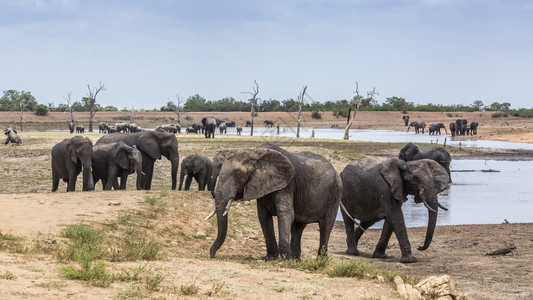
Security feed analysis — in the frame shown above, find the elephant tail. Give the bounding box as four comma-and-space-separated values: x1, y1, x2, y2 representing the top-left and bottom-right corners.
339, 202, 365, 232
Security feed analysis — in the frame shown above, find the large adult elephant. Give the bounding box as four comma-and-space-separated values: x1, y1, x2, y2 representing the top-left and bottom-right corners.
115, 123, 128, 133
68, 122, 75, 134
202, 117, 216, 138
402, 115, 410, 126
341, 158, 450, 263
428, 123, 448, 135
455, 119, 468, 136
207, 143, 342, 260
51, 136, 95, 192
96, 131, 179, 190
76, 125, 85, 133
399, 142, 452, 179
179, 154, 214, 191
407, 121, 426, 134
91, 142, 143, 190
470, 122, 479, 135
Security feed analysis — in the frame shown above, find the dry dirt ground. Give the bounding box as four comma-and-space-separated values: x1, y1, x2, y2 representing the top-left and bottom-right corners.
1, 112, 532, 299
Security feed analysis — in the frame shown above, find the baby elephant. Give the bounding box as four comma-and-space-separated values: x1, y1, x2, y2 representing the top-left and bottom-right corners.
91, 142, 143, 190
4, 127, 22, 144
179, 154, 213, 191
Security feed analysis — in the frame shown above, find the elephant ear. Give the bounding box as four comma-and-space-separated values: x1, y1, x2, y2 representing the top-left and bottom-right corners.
192, 156, 203, 174
422, 159, 451, 192
242, 149, 295, 201
380, 158, 407, 203
138, 132, 161, 160
113, 144, 131, 170
66, 139, 78, 163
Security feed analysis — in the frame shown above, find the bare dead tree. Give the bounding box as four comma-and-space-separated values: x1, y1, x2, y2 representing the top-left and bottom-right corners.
296, 85, 307, 138
344, 82, 379, 140
86, 82, 105, 132
174, 93, 183, 124
64, 91, 75, 123
241, 80, 260, 136
18, 98, 26, 132
130, 106, 136, 122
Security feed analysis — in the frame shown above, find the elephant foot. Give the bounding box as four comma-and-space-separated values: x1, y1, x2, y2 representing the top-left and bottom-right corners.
372, 250, 388, 259
346, 248, 360, 256
399, 253, 418, 263
262, 253, 279, 261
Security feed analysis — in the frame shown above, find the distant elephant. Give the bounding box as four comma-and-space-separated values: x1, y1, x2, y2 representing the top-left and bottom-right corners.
96, 130, 179, 190
202, 117, 216, 138
179, 154, 213, 191
428, 123, 448, 135
98, 122, 108, 134
207, 143, 342, 260
219, 122, 227, 134
51, 136, 95, 192
107, 126, 117, 133
245, 120, 252, 127
128, 123, 139, 133
91, 142, 143, 190
76, 125, 85, 133
68, 122, 75, 134
185, 127, 196, 134
399, 142, 452, 179
455, 119, 468, 136
4, 127, 22, 144
407, 121, 426, 134
226, 121, 235, 127
236, 127, 242, 135
470, 122, 479, 135
192, 123, 202, 134
449, 123, 457, 137
340, 158, 450, 263
115, 123, 128, 133
263, 120, 274, 127
402, 115, 410, 126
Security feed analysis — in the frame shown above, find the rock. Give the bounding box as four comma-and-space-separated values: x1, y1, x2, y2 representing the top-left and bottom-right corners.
394, 276, 422, 299
464, 293, 484, 300
417, 275, 458, 299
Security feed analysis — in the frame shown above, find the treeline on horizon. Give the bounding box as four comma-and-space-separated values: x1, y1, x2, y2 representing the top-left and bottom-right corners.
2, 90, 533, 118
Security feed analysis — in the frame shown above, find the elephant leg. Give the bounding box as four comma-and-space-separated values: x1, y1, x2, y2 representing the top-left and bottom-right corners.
67, 169, 77, 192
143, 161, 155, 190
256, 199, 279, 260
373, 219, 394, 259
101, 178, 108, 190
290, 222, 307, 260
383, 211, 417, 263
52, 169, 59, 192
119, 171, 128, 189
197, 173, 206, 191
274, 189, 294, 259
184, 175, 193, 190
343, 217, 375, 256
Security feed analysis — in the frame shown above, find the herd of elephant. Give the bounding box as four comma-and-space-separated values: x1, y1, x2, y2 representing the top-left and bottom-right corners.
403, 115, 479, 136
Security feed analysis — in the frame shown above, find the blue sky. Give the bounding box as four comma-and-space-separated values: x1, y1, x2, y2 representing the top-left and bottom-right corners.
1, 0, 532, 109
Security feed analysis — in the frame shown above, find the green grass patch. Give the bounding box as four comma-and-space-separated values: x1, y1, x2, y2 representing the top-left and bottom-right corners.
328, 258, 418, 285
180, 283, 200, 295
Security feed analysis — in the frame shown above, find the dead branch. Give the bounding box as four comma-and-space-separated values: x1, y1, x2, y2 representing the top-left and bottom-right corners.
486, 245, 516, 256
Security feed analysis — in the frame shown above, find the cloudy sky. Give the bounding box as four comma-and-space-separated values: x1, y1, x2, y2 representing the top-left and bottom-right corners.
1, 0, 532, 109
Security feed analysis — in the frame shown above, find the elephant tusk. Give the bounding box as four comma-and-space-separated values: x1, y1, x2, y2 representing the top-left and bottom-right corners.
340, 202, 365, 232
205, 208, 216, 221
222, 199, 233, 217
142, 172, 146, 176
437, 203, 449, 211
422, 200, 438, 213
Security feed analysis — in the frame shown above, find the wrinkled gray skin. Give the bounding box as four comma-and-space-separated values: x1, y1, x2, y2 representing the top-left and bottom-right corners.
4, 127, 22, 144
179, 154, 214, 191
469, 122, 478, 135
115, 123, 128, 133
68, 122, 75, 134
91, 142, 143, 190
209, 150, 231, 197
402, 115, 410, 126
51, 136, 95, 192
98, 122, 108, 134
449, 122, 457, 137
428, 123, 448, 135
209, 143, 342, 260
202, 117, 216, 138
407, 121, 426, 134
341, 158, 450, 263
96, 131, 179, 190
399, 142, 452, 180
219, 122, 227, 134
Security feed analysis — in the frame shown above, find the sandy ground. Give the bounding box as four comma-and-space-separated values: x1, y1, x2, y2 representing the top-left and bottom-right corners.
1, 111, 532, 299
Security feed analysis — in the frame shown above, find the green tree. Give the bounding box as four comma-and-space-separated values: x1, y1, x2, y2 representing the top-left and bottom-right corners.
0, 90, 37, 111
34, 104, 49, 116
384, 96, 413, 112
160, 101, 178, 112
184, 94, 207, 111
472, 100, 484, 110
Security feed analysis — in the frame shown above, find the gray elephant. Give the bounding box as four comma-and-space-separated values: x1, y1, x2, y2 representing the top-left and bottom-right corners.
107, 126, 117, 133
263, 120, 274, 127
4, 127, 22, 144
179, 154, 214, 191
245, 120, 252, 127
449, 122, 457, 137
68, 122, 75, 134
98, 122, 108, 134
402, 115, 410, 126
51, 136, 95, 192
399, 142, 452, 179
127, 123, 140, 133
76, 125, 85, 133
207, 143, 342, 260
470, 122, 479, 135
455, 119, 468, 136
91, 142, 143, 190
428, 123, 448, 135
202, 117, 216, 138
96, 130, 179, 190
219, 122, 227, 134
236, 127, 242, 135
185, 127, 196, 134
115, 123, 128, 133
407, 121, 426, 134
341, 158, 450, 263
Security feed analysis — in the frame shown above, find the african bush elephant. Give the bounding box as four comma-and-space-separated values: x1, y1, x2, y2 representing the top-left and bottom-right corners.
115, 123, 128, 133
263, 120, 274, 127
207, 143, 342, 260
185, 127, 196, 134
179, 154, 214, 191
236, 127, 242, 135
91, 142, 143, 190
4, 127, 22, 144
219, 122, 227, 134
96, 130, 179, 190
76, 125, 85, 133
68, 122, 75, 134
107, 126, 117, 133
202, 117, 216, 138
399, 142, 452, 179
449, 123, 457, 137
245, 120, 252, 127
340, 158, 450, 263
407, 121, 426, 134
469, 122, 479, 135
428, 123, 448, 135
51, 136, 95, 192
455, 119, 468, 136
127, 123, 140, 133
402, 115, 410, 126
226, 121, 235, 127
98, 122, 108, 134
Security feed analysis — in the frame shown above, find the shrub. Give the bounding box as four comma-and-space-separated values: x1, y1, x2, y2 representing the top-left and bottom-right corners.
34, 104, 49, 116
491, 112, 508, 118
446, 113, 453, 117
311, 111, 322, 119
185, 115, 194, 122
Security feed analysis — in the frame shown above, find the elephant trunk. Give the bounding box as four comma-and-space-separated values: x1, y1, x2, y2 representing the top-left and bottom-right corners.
443, 126, 448, 135
170, 155, 179, 190
82, 162, 94, 191
210, 207, 228, 258
418, 195, 439, 251
407, 125, 411, 133
134, 163, 143, 190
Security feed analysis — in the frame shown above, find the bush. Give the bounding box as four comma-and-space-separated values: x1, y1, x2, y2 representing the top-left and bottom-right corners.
311, 111, 322, 119
446, 113, 453, 117
491, 112, 508, 118
34, 104, 49, 116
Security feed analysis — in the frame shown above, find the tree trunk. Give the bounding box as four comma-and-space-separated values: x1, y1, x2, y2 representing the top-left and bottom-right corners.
250, 110, 254, 136
344, 109, 356, 140
19, 110, 23, 132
